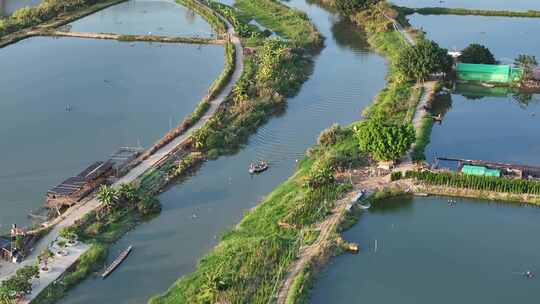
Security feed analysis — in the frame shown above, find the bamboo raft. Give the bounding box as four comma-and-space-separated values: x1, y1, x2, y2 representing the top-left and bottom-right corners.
101, 245, 133, 279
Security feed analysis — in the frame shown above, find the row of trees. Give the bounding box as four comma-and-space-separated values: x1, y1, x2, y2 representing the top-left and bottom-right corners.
96, 183, 160, 218
407, 170, 540, 195
334, 0, 382, 15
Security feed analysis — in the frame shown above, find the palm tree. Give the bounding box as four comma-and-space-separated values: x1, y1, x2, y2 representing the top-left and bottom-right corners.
514, 54, 538, 80
118, 183, 138, 205
96, 185, 118, 216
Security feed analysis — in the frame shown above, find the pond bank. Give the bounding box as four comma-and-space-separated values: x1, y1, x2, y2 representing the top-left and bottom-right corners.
40, 30, 225, 44
1, 3, 242, 303
0, 0, 127, 48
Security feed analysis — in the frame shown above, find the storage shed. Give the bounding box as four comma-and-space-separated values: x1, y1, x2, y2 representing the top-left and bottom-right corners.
461, 165, 501, 177
457, 63, 522, 84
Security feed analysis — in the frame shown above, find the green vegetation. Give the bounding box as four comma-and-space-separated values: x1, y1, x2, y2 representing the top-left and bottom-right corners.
514, 54, 538, 80
354, 119, 415, 161
33, 184, 160, 304
398, 6, 540, 18
395, 40, 452, 81
285, 264, 313, 304
150, 124, 362, 304
460, 43, 496, 64
235, 0, 323, 49
33, 244, 108, 304
0, 0, 119, 37
1, 266, 39, 303
406, 170, 540, 195
411, 116, 433, 161
333, 0, 381, 15
191, 12, 320, 158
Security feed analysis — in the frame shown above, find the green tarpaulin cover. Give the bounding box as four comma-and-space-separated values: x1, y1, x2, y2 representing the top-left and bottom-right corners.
461, 165, 501, 177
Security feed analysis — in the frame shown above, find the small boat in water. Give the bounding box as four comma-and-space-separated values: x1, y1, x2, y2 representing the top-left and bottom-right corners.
102, 245, 133, 279
249, 161, 268, 174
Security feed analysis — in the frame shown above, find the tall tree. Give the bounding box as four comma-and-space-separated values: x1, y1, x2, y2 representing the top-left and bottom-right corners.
354, 119, 415, 161
514, 54, 538, 80
396, 40, 453, 81
96, 185, 119, 215
460, 43, 496, 64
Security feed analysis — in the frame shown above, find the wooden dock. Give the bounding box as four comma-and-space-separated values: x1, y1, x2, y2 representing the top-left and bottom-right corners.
101, 245, 133, 279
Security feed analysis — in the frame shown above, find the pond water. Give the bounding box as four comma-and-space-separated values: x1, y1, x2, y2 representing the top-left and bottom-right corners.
390, 0, 540, 11
67, 0, 215, 37
311, 196, 540, 304
59, 1, 388, 303
0, 37, 223, 233
408, 14, 540, 165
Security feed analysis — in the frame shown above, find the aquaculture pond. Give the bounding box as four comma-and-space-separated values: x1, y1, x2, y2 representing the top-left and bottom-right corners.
67, 0, 215, 37
408, 14, 540, 165
390, 0, 540, 11
1, 0, 41, 16
0, 37, 223, 233
311, 196, 540, 304
59, 1, 388, 303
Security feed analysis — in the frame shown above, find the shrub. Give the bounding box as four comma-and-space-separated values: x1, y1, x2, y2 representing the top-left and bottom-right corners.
354, 119, 415, 161
460, 43, 496, 64
395, 39, 453, 81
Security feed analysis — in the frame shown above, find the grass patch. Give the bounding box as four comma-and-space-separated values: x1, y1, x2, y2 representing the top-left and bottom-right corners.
398, 6, 540, 18
411, 116, 433, 161
150, 125, 363, 303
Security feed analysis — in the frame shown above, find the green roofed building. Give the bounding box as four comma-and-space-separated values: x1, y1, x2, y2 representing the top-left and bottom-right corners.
456, 63, 523, 84
461, 165, 501, 177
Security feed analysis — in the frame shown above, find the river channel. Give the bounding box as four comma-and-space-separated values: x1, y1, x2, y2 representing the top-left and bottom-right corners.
58, 0, 387, 303
0, 11, 223, 232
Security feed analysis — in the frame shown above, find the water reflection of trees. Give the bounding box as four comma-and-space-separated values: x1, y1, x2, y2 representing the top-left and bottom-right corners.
511, 92, 538, 108
369, 195, 414, 214
430, 93, 453, 118
330, 17, 370, 54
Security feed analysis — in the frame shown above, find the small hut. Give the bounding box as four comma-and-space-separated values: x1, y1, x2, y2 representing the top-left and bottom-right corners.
45, 161, 113, 209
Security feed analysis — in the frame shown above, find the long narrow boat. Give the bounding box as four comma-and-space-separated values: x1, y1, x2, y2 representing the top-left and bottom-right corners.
101, 245, 133, 279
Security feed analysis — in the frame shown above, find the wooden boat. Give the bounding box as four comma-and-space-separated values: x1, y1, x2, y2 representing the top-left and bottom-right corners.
102, 245, 133, 279
249, 162, 268, 174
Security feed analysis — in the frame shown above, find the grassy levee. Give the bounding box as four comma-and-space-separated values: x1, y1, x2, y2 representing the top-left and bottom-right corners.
0, 0, 125, 38
397, 6, 540, 18
352, 2, 421, 125
150, 124, 362, 303
411, 116, 433, 161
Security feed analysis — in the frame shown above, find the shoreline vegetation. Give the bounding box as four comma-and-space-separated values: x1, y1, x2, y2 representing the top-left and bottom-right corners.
4, 1, 236, 304
0, 0, 128, 47
149, 0, 444, 303
396, 6, 540, 18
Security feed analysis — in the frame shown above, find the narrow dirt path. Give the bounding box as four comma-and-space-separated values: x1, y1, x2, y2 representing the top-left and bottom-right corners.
41, 30, 226, 44
276, 172, 388, 304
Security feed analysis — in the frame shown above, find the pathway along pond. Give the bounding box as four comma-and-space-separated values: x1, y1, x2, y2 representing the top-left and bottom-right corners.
407, 14, 540, 165
311, 8, 540, 304
0, 4, 224, 233
311, 196, 540, 303
58, 0, 387, 303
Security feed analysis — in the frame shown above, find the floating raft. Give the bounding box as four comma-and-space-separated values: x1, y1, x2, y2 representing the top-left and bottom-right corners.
102, 245, 133, 279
